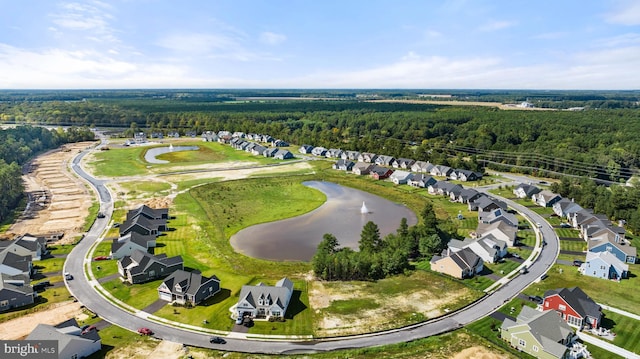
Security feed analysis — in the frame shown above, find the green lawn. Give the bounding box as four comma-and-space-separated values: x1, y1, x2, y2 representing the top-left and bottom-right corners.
559, 240, 587, 252
466, 317, 534, 358
118, 180, 172, 196
101, 278, 163, 309
556, 228, 581, 238
33, 257, 66, 274
601, 310, 640, 354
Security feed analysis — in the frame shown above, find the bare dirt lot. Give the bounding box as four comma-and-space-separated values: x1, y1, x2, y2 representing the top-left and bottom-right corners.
6, 142, 96, 243
0, 301, 84, 340
369, 99, 556, 110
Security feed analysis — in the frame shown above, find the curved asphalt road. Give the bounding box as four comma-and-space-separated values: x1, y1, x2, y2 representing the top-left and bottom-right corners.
64, 141, 559, 354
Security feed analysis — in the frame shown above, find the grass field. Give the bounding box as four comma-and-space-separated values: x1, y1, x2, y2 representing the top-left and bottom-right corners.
559, 239, 587, 252
601, 310, 640, 354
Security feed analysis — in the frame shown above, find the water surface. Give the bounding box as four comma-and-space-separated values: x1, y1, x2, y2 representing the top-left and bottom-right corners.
144, 146, 199, 164
230, 181, 418, 261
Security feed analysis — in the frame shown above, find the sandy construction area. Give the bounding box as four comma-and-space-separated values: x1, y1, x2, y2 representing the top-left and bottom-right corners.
0, 301, 84, 340
6, 142, 96, 243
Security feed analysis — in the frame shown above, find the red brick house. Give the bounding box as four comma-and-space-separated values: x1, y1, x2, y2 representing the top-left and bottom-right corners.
542, 287, 602, 329
370, 166, 394, 180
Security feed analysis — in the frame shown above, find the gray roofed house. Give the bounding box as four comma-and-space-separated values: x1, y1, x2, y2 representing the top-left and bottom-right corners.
118, 250, 183, 284
27, 318, 102, 359
374, 155, 395, 166
451, 188, 482, 204
552, 198, 583, 218
0, 234, 48, 261
352, 162, 375, 175
325, 148, 343, 158
513, 183, 542, 199
0, 273, 35, 312
235, 277, 294, 319
542, 287, 602, 329
274, 149, 294, 160
357, 152, 378, 163
450, 169, 483, 182
311, 146, 328, 156
408, 173, 437, 188
263, 147, 279, 157
110, 232, 156, 259
500, 306, 575, 359
411, 160, 434, 173
392, 158, 415, 169
0, 251, 33, 277
201, 131, 218, 142
299, 144, 314, 154
477, 220, 518, 247
158, 270, 220, 305
468, 194, 507, 212
430, 165, 453, 177
341, 150, 361, 161
532, 190, 562, 207
333, 159, 355, 171
389, 170, 413, 185
119, 215, 161, 237
479, 208, 518, 228
251, 144, 268, 156
430, 247, 483, 279
125, 204, 169, 224
448, 236, 507, 264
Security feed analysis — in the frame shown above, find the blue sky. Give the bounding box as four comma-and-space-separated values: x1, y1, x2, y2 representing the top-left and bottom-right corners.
1, 0, 639, 89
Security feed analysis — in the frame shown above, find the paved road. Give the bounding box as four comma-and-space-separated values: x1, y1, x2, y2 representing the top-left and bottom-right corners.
64, 141, 559, 354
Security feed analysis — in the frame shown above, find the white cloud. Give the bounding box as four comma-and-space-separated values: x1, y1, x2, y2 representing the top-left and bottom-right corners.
50, 1, 118, 43
593, 33, 640, 47
260, 32, 286, 45
605, 0, 640, 25
478, 20, 516, 32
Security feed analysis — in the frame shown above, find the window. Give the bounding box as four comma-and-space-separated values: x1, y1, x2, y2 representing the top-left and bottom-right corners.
559, 304, 566, 311
567, 316, 582, 327
533, 345, 539, 352
518, 339, 526, 347
545, 301, 549, 307
0, 300, 7, 307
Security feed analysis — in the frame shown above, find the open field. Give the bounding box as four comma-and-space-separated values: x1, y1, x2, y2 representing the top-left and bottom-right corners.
369, 99, 556, 111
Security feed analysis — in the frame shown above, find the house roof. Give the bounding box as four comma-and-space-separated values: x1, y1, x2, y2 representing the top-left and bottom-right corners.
448, 247, 481, 271
120, 215, 159, 236
585, 251, 629, 273
589, 236, 637, 257
544, 287, 601, 321
122, 250, 182, 277
501, 306, 572, 358
128, 205, 168, 220
162, 270, 219, 296
390, 170, 412, 180
0, 273, 33, 295
479, 208, 518, 227
237, 277, 294, 312
0, 251, 32, 272
27, 318, 101, 353
515, 183, 541, 197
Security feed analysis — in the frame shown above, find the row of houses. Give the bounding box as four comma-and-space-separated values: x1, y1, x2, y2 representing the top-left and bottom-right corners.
514, 183, 636, 281
500, 287, 600, 358
112, 205, 296, 319
229, 138, 294, 159
426, 181, 519, 279
0, 234, 50, 312
209, 131, 289, 148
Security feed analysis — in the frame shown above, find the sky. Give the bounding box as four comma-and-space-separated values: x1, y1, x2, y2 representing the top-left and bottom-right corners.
0, 0, 639, 89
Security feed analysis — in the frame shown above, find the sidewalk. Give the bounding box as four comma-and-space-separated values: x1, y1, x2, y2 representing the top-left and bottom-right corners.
599, 303, 640, 321
577, 332, 640, 359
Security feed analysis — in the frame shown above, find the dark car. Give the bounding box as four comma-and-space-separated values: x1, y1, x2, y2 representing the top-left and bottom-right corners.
573, 260, 584, 267
97, 212, 105, 218
209, 336, 226, 344
138, 327, 153, 335
64, 272, 73, 280
528, 295, 543, 304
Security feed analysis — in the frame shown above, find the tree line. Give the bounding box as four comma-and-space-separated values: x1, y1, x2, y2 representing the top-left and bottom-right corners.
312, 203, 449, 281
0, 126, 94, 223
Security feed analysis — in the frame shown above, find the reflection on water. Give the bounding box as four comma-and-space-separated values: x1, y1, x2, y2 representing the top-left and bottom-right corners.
144, 146, 199, 164
230, 181, 418, 262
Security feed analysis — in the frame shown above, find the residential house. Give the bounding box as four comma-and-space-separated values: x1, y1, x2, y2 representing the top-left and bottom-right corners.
273, 139, 289, 147
411, 160, 434, 173
428, 181, 462, 196
27, 318, 101, 359
532, 190, 562, 207
447, 236, 507, 264
500, 306, 575, 359
568, 209, 595, 229
333, 159, 355, 171
299, 144, 314, 154
392, 158, 415, 169
119, 215, 161, 237
341, 150, 360, 161
352, 162, 375, 175
357, 152, 378, 163
542, 287, 602, 329
552, 199, 583, 219
430, 165, 453, 177
251, 144, 268, 156
0, 234, 48, 261
110, 232, 156, 260
311, 147, 328, 157
588, 237, 636, 264
244, 142, 257, 153
408, 174, 437, 188
0, 251, 33, 277
274, 149, 294, 160
513, 183, 541, 199
370, 166, 394, 180
263, 148, 279, 157
0, 273, 35, 312
261, 134, 274, 144
158, 270, 220, 305
451, 188, 482, 204
126, 205, 169, 221
579, 251, 628, 281
133, 132, 147, 144
374, 155, 395, 167
232, 131, 246, 138
389, 170, 413, 185
325, 148, 343, 158
477, 220, 518, 247
450, 169, 483, 182
430, 247, 483, 279
201, 131, 218, 142
479, 208, 518, 228
235, 277, 294, 319
468, 195, 507, 212
118, 250, 183, 284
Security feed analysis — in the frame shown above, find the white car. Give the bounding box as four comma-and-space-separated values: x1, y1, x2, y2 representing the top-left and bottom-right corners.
536, 222, 542, 228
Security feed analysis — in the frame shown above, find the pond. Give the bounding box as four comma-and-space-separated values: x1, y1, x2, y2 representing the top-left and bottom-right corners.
230, 181, 418, 261
144, 145, 199, 164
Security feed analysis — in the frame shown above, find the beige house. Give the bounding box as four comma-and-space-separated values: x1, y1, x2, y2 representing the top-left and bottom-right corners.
430, 247, 483, 279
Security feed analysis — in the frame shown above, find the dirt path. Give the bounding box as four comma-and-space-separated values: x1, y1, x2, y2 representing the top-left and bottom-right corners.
0, 301, 84, 340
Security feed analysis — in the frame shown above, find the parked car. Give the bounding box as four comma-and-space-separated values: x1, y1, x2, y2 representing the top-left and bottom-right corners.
81, 325, 97, 334
519, 266, 528, 274
560, 223, 572, 228
511, 253, 521, 259
97, 212, 105, 218
209, 336, 226, 344
528, 295, 543, 304
573, 260, 584, 267
138, 327, 153, 335
540, 273, 549, 280
93, 256, 109, 261
64, 272, 73, 280
243, 317, 253, 327
536, 222, 542, 228
235, 316, 243, 325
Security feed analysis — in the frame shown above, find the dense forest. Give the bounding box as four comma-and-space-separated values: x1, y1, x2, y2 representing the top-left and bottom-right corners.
0, 126, 95, 223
